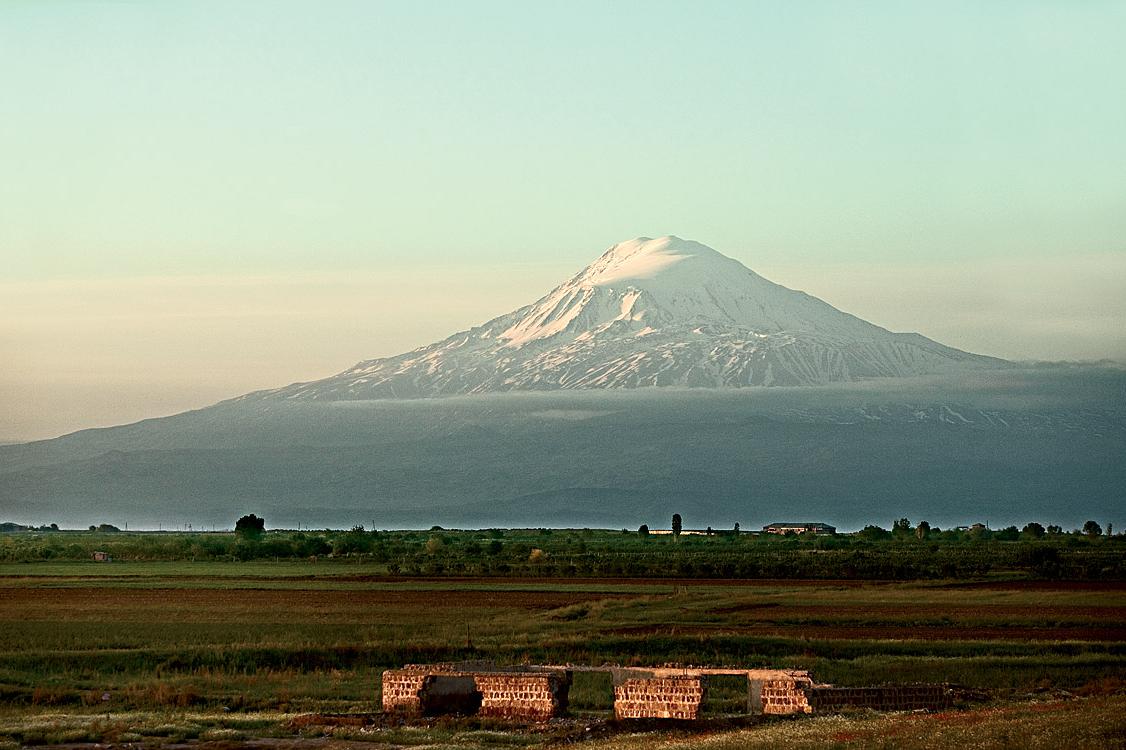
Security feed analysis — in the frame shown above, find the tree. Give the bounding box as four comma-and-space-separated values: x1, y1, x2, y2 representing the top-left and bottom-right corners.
1021, 522, 1046, 539
892, 518, 912, 538
915, 521, 930, 540
672, 513, 682, 538
733, 522, 741, 534
638, 524, 649, 537
858, 525, 890, 541
235, 514, 265, 538
994, 525, 1020, 541
1083, 520, 1103, 537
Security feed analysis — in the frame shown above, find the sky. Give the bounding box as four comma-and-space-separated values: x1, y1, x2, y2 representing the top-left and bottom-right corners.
2, 1, 1125, 441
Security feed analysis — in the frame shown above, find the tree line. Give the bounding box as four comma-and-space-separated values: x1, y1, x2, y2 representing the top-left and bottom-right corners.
0, 519, 1120, 581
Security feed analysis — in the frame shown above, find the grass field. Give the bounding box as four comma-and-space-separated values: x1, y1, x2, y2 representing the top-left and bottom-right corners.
0, 559, 1123, 747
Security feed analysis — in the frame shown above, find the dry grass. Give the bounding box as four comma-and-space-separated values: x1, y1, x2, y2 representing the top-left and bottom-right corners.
3, 697, 1123, 748
587, 696, 1126, 750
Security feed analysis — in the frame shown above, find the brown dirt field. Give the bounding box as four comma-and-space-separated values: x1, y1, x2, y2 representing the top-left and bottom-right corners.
346, 576, 1126, 591
0, 586, 631, 622
330, 576, 881, 587
705, 602, 1126, 620
943, 580, 1126, 591
604, 622, 1126, 641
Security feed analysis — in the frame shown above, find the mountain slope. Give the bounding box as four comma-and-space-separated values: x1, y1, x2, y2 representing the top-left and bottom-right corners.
242, 236, 1005, 402
3, 371, 1124, 529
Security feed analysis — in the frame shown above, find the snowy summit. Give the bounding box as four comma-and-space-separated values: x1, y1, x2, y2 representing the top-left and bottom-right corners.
244, 236, 1006, 401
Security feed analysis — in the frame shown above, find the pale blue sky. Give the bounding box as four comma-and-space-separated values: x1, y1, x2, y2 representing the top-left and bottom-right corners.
2, 1, 1125, 438
4, 1, 1125, 276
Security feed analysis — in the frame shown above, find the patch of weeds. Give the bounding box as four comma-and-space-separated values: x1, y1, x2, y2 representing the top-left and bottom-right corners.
200, 728, 246, 741
451, 728, 542, 745
144, 722, 203, 741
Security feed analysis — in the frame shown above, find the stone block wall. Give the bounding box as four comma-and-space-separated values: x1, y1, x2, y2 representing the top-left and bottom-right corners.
746, 670, 812, 714
475, 673, 570, 720
614, 676, 706, 720
381, 668, 430, 714
761, 677, 815, 715
382, 667, 570, 721
807, 685, 952, 712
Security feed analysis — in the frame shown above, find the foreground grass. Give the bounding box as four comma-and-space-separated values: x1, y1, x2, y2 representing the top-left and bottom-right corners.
0, 710, 292, 745
586, 695, 1126, 750
1, 696, 1123, 749
0, 564, 1121, 746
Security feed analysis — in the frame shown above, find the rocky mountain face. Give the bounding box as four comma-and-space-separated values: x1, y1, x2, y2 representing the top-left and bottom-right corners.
240, 236, 1006, 402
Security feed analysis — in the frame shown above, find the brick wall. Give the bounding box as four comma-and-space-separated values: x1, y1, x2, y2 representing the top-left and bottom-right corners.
382, 667, 570, 721
614, 677, 706, 720
381, 669, 430, 714
474, 673, 569, 720
807, 685, 952, 712
761, 677, 815, 715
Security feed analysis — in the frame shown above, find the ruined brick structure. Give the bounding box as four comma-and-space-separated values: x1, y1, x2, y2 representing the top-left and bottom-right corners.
806, 684, 952, 712
475, 673, 570, 720
381, 666, 436, 714
761, 677, 953, 715
761, 677, 816, 714
382, 662, 951, 721
614, 676, 705, 720
381, 664, 570, 721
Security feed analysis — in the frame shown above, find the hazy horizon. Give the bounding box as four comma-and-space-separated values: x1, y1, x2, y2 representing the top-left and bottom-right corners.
3, 2, 1125, 440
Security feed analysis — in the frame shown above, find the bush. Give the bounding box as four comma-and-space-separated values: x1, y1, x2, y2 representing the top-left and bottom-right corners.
235, 514, 265, 539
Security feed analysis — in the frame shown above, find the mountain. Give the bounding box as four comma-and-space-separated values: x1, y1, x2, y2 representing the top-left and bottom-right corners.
4, 237, 1119, 531
240, 236, 1005, 402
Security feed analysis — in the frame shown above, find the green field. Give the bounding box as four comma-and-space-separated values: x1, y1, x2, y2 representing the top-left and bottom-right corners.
0, 551, 1123, 748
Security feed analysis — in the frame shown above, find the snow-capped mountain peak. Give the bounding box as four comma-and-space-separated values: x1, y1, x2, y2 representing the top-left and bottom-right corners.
580, 235, 701, 286
498, 235, 877, 349
242, 237, 1008, 402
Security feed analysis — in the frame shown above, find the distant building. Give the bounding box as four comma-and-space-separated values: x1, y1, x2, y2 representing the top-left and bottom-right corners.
763, 522, 836, 536
92, 551, 112, 562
